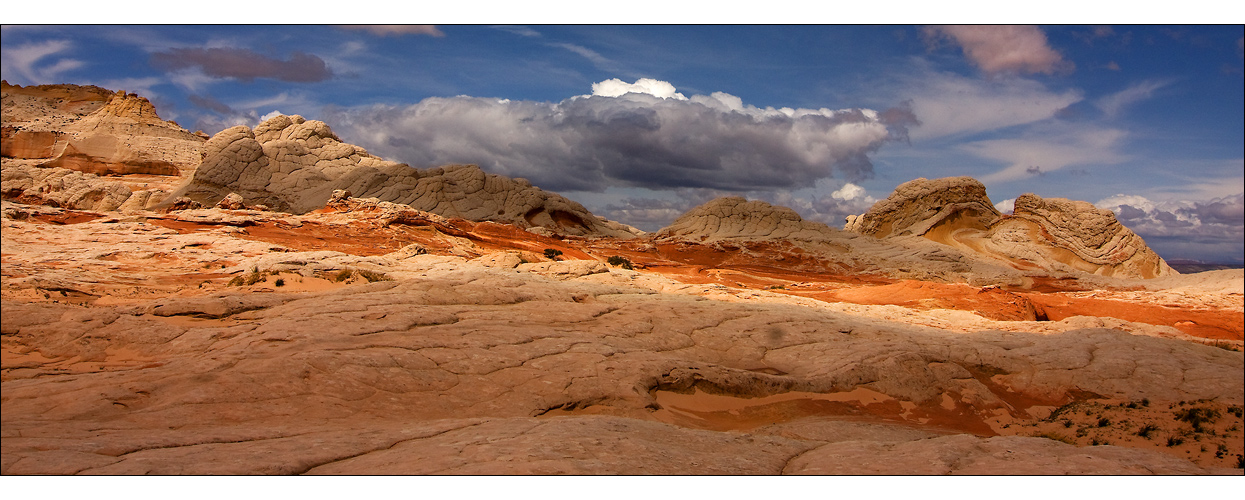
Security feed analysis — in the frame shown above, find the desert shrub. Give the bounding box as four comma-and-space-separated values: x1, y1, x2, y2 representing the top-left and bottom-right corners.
1097, 417, 1111, 427
357, 269, 392, 283
228, 268, 266, 287
333, 269, 353, 282
1142, 398, 1150, 407
1062, 420, 1073, 428
1237, 454, 1244, 469
1228, 406, 1243, 418
544, 248, 563, 260
274, 278, 285, 287
1136, 424, 1158, 438
607, 255, 633, 270
1175, 407, 1220, 431
1167, 436, 1184, 447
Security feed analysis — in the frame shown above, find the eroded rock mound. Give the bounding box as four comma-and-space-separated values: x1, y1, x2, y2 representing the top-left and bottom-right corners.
2, 82, 204, 176
845, 177, 1000, 237
166, 114, 635, 238
846, 177, 1174, 279
657, 196, 843, 242
1003, 194, 1174, 279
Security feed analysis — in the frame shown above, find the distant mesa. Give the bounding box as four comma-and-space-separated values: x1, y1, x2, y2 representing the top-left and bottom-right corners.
163, 114, 638, 238
845, 176, 1174, 279
657, 196, 843, 243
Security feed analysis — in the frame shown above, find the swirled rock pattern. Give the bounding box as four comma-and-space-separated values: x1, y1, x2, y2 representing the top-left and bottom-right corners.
846, 177, 1000, 237
845, 177, 1174, 279
166, 115, 636, 238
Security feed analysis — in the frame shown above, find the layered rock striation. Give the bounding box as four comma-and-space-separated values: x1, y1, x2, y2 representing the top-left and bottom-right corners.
2, 82, 204, 176
844, 177, 1000, 237
845, 177, 1174, 279
165, 114, 636, 238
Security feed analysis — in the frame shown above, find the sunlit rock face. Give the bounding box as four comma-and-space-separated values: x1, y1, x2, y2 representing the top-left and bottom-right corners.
845, 176, 1174, 279
168, 114, 637, 238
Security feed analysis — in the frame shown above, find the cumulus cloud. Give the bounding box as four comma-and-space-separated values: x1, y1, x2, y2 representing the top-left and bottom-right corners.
591, 78, 686, 100
0, 39, 82, 84
994, 198, 1016, 214
1095, 80, 1170, 118
150, 47, 332, 83
924, 25, 1071, 75
341, 25, 444, 37
1096, 193, 1245, 262
324, 78, 910, 193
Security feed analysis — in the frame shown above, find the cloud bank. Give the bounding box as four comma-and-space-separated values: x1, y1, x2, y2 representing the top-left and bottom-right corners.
325, 79, 910, 193
150, 47, 332, 83
1097, 193, 1245, 263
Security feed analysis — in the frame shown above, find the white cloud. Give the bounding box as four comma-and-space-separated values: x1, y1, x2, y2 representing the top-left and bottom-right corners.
924, 25, 1070, 75
0, 39, 82, 84
994, 198, 1015, 214
1096, 80, 1170, 118
1094, 192, 1244, 262
591, 78, 686, 100
831, 182, 868, 201
967, 126, 1128, 184
901, 69, 1083, 141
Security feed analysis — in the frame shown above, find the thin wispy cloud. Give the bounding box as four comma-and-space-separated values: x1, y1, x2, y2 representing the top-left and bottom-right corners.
924, 25, 1072, 75
898, 68, 1083, 141
0, 39, 82, 84
1096, 80, 1171, 118
968, 126, 1128, 184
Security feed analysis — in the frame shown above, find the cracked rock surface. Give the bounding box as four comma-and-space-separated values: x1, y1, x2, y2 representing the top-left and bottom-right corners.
4, 253, 1240, 474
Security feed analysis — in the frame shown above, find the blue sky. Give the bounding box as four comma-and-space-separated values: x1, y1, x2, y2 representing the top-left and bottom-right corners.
2, 14, 1243, 263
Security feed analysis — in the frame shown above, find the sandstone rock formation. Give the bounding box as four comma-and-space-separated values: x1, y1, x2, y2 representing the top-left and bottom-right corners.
1002, 194, 1175, 279
846, 177, 1174, 279
657, 196, 844, 242
2, 82, 204, 178
164, 114, 636, 238
846, 177, 1000, 237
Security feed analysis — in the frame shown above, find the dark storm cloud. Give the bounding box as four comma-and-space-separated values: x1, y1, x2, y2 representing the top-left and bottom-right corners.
1100, 193, 1244, 262
324, 84, 903, 193
150, 48, 332, 83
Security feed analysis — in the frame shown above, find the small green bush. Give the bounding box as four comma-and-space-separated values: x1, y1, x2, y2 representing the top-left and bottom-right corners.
1136, 424, 1158, 438
544, 248, 563, 260
607, 255, 633, 270
1167, 436, 1184, 447
357, 269, 392, 283
274, 278, 285, 287
333, 269, 353, 282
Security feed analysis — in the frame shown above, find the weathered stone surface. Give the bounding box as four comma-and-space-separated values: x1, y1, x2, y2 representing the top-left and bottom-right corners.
848, 177, 1000, 238
1, 163, 134, 211
2, 199, 1241, 474
164, 115, 635, 238
3, 82, 204, 177
785, 434, 1220, 475
1005, 194, 1175, 279
845, 177, 1174, 279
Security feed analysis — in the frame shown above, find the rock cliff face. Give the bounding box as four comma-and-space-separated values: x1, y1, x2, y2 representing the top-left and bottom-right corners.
657, 196, 843, 242
166, 114, 636, 238
1002, 194, 1174, 279
1, 82, 204, 176
845, 177, 1174, 279
845, 177, 1001, 237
